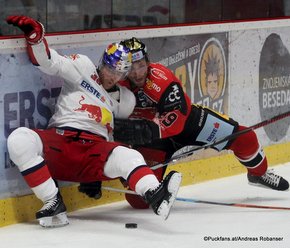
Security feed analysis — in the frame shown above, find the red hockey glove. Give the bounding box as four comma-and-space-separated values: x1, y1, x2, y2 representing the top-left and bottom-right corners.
6, 15, 45, 45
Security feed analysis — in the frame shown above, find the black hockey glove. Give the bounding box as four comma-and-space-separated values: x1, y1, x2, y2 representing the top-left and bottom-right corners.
114, 118, 160, 145
78, 181, 102, 199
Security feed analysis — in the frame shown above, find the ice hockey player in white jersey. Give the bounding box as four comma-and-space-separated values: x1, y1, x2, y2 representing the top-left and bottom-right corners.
6, 15, 182, 227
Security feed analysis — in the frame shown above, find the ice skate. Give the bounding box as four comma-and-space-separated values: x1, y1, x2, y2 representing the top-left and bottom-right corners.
36, 192, 69, 228
144, 170, 182, 220
248, 169, 289, 191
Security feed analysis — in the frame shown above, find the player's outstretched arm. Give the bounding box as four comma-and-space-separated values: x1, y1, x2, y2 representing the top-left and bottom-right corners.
6, 15, 83, 80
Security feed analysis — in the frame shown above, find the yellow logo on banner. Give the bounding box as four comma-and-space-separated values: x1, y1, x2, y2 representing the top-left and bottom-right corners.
200, 43, 225, 100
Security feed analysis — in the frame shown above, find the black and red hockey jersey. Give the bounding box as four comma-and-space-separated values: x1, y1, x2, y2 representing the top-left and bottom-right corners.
120, 63, 192, 139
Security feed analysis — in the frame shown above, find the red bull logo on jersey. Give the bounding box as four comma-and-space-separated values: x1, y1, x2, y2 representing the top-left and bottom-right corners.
67, 54, 80, 60
74, 96, 102, 122
74, 96, 113, 132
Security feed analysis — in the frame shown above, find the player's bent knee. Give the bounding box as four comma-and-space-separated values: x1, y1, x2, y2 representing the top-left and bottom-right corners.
229, 126, 259, 158
7, 127, 43, 168
104, 146, 146, 179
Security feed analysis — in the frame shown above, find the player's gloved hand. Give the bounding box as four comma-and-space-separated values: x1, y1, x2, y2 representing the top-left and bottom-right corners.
78, 181, 102, 199
114, 118, 159, 145
6, 15, 45, 44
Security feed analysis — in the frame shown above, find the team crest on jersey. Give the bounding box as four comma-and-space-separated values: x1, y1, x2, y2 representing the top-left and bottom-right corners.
197, 38, 228, 114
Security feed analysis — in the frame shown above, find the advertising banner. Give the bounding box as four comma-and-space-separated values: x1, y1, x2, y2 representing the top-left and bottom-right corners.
143, 33, 229, 114
230, 27, 290, 143
259, 32, 290, 142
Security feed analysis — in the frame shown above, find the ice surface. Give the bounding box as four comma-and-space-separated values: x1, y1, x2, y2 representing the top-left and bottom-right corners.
1, 163, 290, 248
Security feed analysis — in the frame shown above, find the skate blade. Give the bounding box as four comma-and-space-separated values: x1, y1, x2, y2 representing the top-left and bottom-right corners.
38, 212, 69, 228
158, 172, 182, 220
156, 200, 169, 219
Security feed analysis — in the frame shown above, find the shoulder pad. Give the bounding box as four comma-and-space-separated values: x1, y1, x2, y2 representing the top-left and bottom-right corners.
117, 85, 136, 118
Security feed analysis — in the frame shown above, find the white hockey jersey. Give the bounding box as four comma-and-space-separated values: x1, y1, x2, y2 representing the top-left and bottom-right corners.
28, 39, 135, 140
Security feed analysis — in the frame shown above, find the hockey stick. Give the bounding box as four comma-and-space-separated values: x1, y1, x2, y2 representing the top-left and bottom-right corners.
177, 197, 290, 210
102, 186, 290, 211
151, 110, 290, 170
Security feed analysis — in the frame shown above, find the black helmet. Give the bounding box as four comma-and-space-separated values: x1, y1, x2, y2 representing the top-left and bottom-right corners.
121, 37, 148, 62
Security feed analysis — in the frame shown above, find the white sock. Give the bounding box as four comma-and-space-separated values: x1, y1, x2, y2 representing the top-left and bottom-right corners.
31, 178, 58, 202
135, 174, 159, 196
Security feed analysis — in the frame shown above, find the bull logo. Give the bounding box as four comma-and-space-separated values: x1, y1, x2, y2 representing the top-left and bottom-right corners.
74, 96, 113, 132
